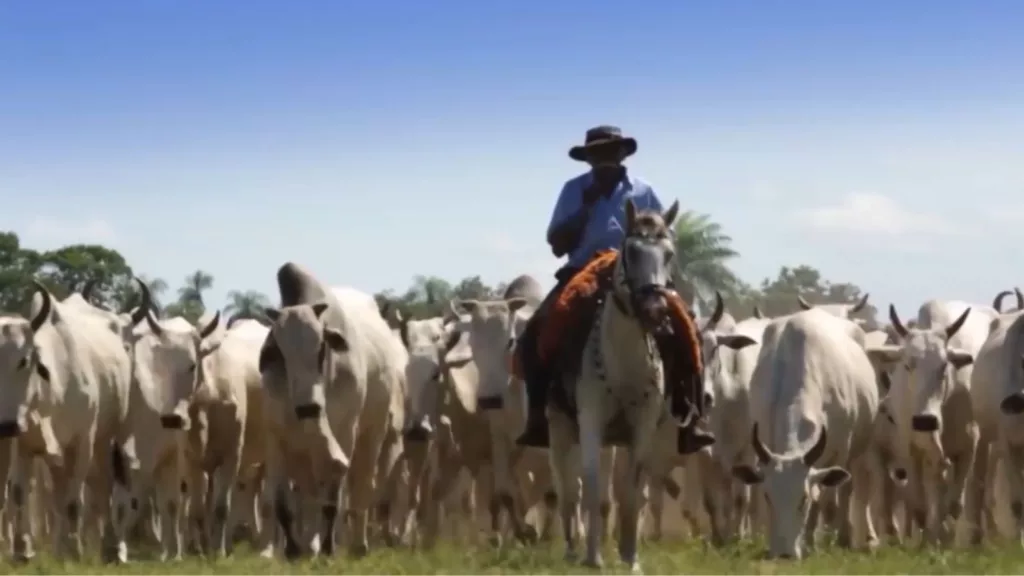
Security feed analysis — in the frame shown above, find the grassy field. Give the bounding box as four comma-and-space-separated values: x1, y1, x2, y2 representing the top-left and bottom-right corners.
3, 539, 1024, 575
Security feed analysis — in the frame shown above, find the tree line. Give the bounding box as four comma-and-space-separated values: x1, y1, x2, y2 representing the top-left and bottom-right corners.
0, 209, 879, 328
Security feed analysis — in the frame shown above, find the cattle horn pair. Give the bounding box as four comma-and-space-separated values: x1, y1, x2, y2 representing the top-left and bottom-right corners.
750, 422, 828, 467
889, 304, 971, 341
992, 288, 1024, 313
798, 293, 869, 313
129, 277, 164, 335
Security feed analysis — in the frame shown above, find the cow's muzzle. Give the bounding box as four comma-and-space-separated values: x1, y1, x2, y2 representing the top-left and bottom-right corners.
911, 414, 940, 433
294, 403, 322, 420
403, 421, 434, 443
477, 395, 504, 411
1001, 392, 1024, 415
0, 420, 22, 439
160, 414, 188, 430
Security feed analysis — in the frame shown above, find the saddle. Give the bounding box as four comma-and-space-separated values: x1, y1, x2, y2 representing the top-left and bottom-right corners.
533, 250, 706, 432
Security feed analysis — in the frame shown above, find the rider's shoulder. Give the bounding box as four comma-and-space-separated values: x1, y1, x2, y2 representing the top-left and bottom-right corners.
625, 174, 655, 194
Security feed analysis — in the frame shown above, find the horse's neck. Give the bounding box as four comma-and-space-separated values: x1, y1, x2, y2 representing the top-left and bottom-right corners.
598, 296, 659, 378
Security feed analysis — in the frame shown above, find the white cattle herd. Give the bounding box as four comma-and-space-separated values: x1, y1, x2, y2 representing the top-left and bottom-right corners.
3, 259, 1024, 569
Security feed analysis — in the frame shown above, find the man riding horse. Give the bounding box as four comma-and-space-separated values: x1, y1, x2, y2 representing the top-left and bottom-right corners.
514, 125, 708, 451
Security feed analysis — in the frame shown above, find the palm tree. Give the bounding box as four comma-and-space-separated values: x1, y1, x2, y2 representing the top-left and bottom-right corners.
672, 210, 741, 313
224, 289, 272, 322
178, 270, 214, 307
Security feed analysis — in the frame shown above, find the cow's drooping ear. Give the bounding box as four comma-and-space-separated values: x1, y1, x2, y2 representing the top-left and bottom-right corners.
324, 328, 348, 352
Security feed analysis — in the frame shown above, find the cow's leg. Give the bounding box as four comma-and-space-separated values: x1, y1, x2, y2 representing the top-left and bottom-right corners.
9, 447, 37, 562
342, 419, 386, 558
548, 410, 581, 563
154, 454, 188, 562
967, 434, 991, 546
850, 452, 880, 550
209, 447, 242, 558
258, 433, 293, 559
185, 465, 207, 555
486, 425, 535, 546
52, 435, 91, 560
732, 469, 751, 541
835, 477, 855, 548
423, 425, 464, 548
373, 428, 406, 547
914, 452, 943, 547
945, 427, 978, 547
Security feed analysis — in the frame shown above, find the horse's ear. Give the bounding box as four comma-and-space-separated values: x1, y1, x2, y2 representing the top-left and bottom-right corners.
662, 200, 680, 228
624, 198, 638, 231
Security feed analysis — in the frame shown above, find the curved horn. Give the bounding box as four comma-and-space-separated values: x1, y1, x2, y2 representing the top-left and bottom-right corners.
130, 277, 153, 327
750, 423, 773, 465
993, 290, 1013, 313
803, 424, 828, 467
1016, 287, 1024, 311
29, 280, 53, 333
752, 305, 763, 319
888, 304, 909, 339
80, 279, 97, 302
851, 293, 870, 313
226, 315, 240, 330
945, 307, 971, 341
705, 291, 725, 331
797, 295, 813, 311
199, 310, 221, 339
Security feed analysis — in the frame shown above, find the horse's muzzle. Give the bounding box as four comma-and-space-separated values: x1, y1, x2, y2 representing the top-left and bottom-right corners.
634, 287, 671, 333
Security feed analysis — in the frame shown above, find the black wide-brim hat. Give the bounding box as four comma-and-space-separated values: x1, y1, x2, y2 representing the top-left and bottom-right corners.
568, 125, 638, 162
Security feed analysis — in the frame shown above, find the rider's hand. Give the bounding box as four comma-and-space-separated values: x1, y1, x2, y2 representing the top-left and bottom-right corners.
582, 183, 604, 206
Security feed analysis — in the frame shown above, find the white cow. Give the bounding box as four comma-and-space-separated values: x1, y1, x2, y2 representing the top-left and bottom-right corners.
0, 282, 131, 562
258, 263, 407, 558
866, 300, 992, 546
185, 314, 265, 557
112, 280, 223, 562
378, 307, 462, 544
968, 308, 1024, 544
732, 308, 880, 559
697, 309, 767, 545
442, 293, 551, 545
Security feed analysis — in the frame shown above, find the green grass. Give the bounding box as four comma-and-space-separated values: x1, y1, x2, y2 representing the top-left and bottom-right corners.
4, 539, 1024, 574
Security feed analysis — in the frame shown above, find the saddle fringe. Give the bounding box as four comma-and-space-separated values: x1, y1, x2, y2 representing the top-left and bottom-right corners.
537, 250, 619, 363
664, 290, 703, 375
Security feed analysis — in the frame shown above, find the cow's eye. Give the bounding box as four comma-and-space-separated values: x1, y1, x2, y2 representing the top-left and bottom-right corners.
16, 357, 28, 370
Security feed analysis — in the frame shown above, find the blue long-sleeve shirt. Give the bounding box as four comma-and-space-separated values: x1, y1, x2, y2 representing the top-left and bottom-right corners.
547, 171, 664, 270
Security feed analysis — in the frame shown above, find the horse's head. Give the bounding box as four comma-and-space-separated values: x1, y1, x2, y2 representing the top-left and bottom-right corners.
615, 198, 680, 333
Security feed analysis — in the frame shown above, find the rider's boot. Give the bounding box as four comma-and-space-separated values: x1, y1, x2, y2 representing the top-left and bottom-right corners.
515, 315, 551, 448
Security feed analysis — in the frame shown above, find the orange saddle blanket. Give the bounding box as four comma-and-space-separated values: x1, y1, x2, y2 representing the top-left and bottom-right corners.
508, 250, 704, 385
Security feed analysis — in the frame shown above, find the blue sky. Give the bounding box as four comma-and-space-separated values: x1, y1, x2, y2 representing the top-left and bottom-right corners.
2, 1, 1024, 317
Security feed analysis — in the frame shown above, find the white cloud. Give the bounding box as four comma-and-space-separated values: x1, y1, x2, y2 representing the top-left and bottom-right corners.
21, 217, 116, 248
793, 192, 957, 237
